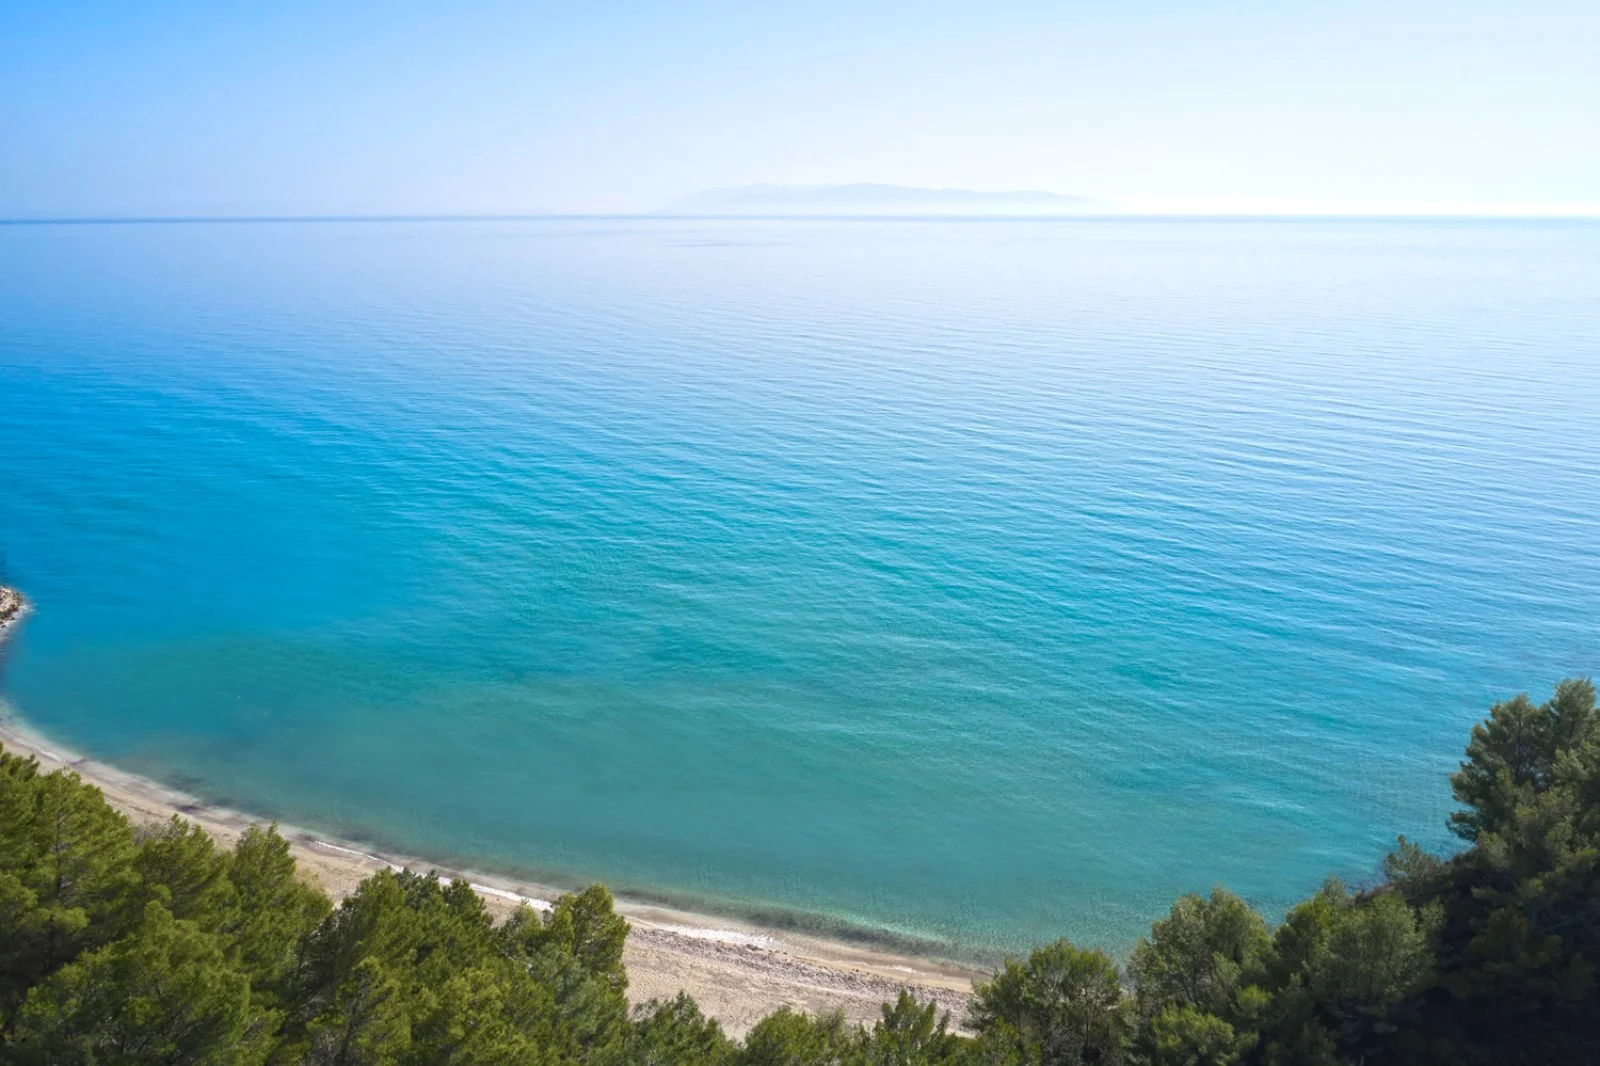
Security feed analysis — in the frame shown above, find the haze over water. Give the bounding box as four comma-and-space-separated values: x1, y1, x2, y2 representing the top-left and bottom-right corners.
2, 217, 1597, 959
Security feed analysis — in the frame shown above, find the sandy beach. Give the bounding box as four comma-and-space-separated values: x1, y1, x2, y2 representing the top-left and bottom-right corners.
0, 600, 978, 1037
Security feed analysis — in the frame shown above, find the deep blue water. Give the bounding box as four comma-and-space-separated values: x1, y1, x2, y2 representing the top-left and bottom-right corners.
1, 218, 1597, 959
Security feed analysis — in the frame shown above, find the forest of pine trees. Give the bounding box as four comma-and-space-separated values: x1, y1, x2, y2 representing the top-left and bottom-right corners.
1, 678, 1596, 1065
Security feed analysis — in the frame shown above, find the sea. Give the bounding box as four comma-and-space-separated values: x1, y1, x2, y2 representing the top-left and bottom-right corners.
1, 217, 1596, 961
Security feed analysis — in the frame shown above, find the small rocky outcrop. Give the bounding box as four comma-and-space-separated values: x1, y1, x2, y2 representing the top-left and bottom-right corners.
0, 586, 26, 632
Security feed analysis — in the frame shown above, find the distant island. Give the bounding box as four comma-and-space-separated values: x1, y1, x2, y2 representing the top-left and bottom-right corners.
666, 183, 1112, 217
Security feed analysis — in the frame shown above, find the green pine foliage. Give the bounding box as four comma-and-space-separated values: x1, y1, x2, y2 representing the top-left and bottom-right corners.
10, 901, 269, 1066
0, 677, 1595, 1064
967, 940, 1130, 1066
626, 993, 737, 1066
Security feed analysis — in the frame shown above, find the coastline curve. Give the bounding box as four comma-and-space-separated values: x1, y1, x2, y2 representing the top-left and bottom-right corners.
0, 586, 976, 1034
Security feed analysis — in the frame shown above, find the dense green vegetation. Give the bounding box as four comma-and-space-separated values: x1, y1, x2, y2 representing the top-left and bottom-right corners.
1, 678, 1596, 1064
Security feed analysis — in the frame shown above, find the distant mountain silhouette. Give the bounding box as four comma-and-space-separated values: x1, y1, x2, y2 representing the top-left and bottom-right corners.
667, 183, 1111, 216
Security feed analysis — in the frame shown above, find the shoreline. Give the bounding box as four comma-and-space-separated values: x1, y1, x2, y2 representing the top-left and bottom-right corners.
0, 596, 978, 1035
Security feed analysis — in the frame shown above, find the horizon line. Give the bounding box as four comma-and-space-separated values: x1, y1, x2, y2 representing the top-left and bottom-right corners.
3, 211, 1598, 226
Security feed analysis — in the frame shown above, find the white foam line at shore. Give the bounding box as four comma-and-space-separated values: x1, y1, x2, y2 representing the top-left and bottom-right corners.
309, 840, 555, 911
310, 839, 403, 870
18, 736, 784, 957
652, 923, 781, 948
2, 696, 964, 982
470, 883, 554, 910
309, 839, 780, 944
5, 709, 801, 962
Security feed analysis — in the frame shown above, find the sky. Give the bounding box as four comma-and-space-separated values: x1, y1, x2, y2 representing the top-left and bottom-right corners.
2, 0, 1596, 217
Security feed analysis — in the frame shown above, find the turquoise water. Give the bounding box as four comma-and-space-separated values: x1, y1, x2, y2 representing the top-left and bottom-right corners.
1, 218, 1597, 960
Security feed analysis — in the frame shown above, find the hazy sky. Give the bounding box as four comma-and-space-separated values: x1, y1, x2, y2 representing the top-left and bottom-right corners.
3, 1, 1596, 216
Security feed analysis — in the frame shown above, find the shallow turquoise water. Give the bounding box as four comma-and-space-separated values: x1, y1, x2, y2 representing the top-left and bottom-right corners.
1, 218, 1597, 959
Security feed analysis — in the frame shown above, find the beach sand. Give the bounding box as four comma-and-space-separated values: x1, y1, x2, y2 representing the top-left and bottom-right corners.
0, 706, 979, 1037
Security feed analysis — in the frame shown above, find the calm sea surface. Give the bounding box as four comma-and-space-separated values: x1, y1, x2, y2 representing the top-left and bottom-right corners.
1, 218, 1597, 959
